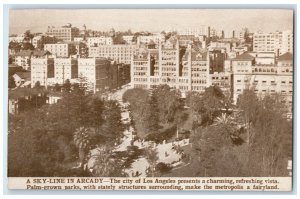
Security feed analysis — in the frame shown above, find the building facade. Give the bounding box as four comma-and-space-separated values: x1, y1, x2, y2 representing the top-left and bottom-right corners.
46, 24, 79, 42
88, 45, 137, 64
232, 52, 293, 112
253, 31, 293, 56
44, 43, 76, 58
87, 37, 113, 47
131, 40, 210, 93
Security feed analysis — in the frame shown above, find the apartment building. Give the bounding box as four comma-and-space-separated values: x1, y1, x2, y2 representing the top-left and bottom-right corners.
13, 50, 50, 70
46, 24, 79, 42
44, 43, 76, 58
88, 44, 137, 64
47, 58, 78, 85
31, 57, 54, 87
232, 52, 293, 108
253, 30, 293, 56
87, 36, 113, 47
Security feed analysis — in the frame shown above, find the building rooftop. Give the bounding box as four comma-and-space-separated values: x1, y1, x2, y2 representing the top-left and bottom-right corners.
14, 71, 31, 80
278, 52, 293, 61
232, 53, 255, 61
14, 50, 51, 57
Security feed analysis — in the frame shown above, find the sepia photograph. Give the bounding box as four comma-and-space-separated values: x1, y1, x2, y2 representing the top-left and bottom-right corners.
6, 7, 294, 191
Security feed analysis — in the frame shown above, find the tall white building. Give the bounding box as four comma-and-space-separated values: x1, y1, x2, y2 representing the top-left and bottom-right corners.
44, 43, 75, 58
47, 58, 78, 85
232, 52, 293, 111
131, 39, 210, 93
88, 45, 137, 64
31, 57, 54, 87
253, 30, 293, 56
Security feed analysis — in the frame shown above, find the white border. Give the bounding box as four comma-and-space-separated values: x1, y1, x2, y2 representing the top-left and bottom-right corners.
1, 1, 299, 199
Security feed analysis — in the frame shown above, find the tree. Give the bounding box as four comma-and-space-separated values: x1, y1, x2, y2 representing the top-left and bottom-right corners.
188, 85, 225, 126
8, 110, 67, 177
246, 95, 292, 176
34, 81, 41, 89
9, 41, 21, 52
22, 42, 35, 50
73, 127, 92, 168
54, 83, 61, 92
152, 85, 182, 123
237, 89, 259, 145
23, 30, 34, 44
102, 100, 124, 140
90, 148, 126, 177
145, 146, 159, 177
143, 94, 160, 134
63, 79, 71, 92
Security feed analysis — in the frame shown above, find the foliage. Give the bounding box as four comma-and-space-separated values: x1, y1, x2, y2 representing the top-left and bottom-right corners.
145, 146, 159, 177
73, 127, 92, 166
187, 85, 225, 126
152, 84, 182, 123
156, 162, 173, 174
145, 125, 177, 143
91, 148, 126, 177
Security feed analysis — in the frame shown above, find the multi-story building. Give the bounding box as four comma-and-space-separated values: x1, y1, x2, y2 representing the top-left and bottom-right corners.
44, 43, 76, 58
253, 30, 293, 56
32, 35, 57, 48
13, 50, 50, 70
86, 36, 113, 47
46, 23, 79, 42
30, 57, 127, 93
9, 36, 24, 43
47, 58, 78, 85
131, 40, 210, 93
137, 34, 165, 45
232, 52, 293, 109
31, 57, 54, 87
88, 45, 137, 64
78, 58, 115, 92
210, 72, 232, 98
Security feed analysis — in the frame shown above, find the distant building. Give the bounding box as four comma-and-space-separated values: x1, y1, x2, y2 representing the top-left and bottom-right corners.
232, 52, 293, 111
32, 35, 57, 48
13, 50, 51, 70
253, 30, 293, 56
31, 57, 54, 87
44, 43, 76, 58
137, 34, 165, 45
46, 23, 79, 41
87, 37, 113, 47
9, 36, 24, 43
47, 58, 78, 85
131, 40, 210, 93
88, 45, 137, 64
210, 72, 232, 98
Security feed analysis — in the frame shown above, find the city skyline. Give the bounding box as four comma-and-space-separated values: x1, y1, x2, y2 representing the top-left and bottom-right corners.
9, 9, 293, 35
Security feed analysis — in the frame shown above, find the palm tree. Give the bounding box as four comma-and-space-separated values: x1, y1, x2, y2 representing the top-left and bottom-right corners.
73, 127, 91, 168
214, 113, 233, 126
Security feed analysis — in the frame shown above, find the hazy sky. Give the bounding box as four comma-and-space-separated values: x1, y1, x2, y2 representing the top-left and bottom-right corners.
9, 9, 294, 34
